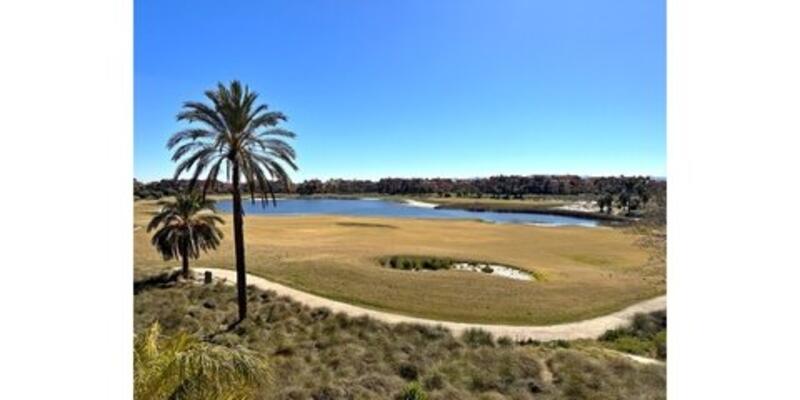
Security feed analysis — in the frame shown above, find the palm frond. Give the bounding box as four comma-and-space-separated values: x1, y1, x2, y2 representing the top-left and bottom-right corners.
146, 193, 225, 262
166, 81, 298, 205
134, 322, 269, 399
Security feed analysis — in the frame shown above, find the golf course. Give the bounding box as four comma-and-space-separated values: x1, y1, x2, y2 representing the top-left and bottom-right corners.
134, 197, 664, 326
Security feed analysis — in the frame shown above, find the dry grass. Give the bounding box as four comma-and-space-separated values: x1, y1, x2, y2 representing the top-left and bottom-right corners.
134, 200, 664, 325
134, 281, 666, 399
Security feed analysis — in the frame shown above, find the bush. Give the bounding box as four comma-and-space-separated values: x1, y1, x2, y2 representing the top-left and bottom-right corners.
654, 331, 667, 359
497, 336, 513, 347
599, 311, 667, 360
462, 329, 494, 348
396, 382, 428, 400
398, 362, 419, 380
480, 265, 494, 274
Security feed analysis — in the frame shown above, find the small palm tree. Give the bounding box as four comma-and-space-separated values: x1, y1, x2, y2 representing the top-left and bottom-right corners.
134, 322, 269, 399
147, 192, 224, 279
167, 80, 298, 320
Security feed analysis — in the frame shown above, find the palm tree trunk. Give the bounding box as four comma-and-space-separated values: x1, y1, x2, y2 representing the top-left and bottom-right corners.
231, 161, 248, 321
180, 247, 190, 279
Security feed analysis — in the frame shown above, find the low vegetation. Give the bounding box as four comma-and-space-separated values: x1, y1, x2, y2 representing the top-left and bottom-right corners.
135, 280, 666, 399
337, 221, 398, 229
599, 311, 667, 361
379, 255, 455, 271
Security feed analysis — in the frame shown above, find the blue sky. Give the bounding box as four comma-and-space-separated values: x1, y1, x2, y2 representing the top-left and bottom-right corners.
135, 0, 665, 182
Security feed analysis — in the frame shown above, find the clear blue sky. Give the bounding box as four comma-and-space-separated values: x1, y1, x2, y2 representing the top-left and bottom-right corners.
135, 0, 665, 182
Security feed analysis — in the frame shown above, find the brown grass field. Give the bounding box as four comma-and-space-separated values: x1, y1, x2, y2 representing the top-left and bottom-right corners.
134, 200, 664, 325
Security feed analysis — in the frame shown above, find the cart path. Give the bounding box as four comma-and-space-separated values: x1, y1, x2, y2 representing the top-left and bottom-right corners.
195, 267, 666, 342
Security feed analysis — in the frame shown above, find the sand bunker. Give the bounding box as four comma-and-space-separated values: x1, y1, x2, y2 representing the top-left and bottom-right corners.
451, 262, 534, 281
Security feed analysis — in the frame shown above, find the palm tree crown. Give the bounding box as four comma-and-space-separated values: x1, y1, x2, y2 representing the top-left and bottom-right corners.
168, 80, 298, 202
147, 192, 224, 278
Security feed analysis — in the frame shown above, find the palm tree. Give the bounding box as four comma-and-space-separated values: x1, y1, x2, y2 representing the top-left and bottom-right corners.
147, 192, 224, 279
134, 322, 269, 399
167, 80, 298, 321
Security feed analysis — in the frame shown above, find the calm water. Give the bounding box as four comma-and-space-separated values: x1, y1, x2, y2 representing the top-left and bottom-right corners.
216, 198, 598, 227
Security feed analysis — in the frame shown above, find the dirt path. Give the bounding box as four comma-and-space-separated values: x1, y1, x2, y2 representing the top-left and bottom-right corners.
196, 267, 665, 342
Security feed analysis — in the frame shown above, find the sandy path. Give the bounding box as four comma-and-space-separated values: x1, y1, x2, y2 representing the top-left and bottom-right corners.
195, 267, 665, 341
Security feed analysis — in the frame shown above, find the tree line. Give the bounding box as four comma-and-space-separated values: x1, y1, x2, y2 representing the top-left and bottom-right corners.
136, 175, 665, 201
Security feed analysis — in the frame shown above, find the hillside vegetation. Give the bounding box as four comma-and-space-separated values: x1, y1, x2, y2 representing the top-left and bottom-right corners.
135, 279, 666, 400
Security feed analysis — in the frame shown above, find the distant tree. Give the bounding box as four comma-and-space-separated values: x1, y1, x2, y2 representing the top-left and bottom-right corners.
134, 322, 269, 399
598, 193, 614, 214
147, 192, 224, 279
616, 191, 631, 214
167, 81, 298, 321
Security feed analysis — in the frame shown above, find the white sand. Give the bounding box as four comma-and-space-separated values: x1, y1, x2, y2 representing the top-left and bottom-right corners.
556, 200, 600, 213
451, 262, 534, 281
404, 199, 438, 208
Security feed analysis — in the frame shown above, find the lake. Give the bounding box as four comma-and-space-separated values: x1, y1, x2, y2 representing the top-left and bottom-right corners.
216, 198, 599, 227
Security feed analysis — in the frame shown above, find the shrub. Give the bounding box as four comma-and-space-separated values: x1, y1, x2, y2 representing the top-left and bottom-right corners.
462, 329, 494, 348
654, 331, 667, 360
497, 336, 513, 347
396, 381, 428, 400
599, 311, 667, 360
480, 265, 494, 274
398, 362, 420, 380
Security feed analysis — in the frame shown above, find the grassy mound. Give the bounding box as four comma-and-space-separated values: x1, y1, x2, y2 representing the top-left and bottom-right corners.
135, 280, 665, 399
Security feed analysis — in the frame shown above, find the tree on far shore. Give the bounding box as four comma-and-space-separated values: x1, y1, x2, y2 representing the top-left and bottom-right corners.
167, 80, 298, 321
147, 192, 224, 279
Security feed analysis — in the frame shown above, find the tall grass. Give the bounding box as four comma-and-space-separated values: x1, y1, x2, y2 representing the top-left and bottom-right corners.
135, 279, 665, 399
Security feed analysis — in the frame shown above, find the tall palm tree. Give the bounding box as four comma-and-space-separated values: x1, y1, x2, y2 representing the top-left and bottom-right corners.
147, 192, 224, 279
167, 81, 298, 321
134, 322, 269, 399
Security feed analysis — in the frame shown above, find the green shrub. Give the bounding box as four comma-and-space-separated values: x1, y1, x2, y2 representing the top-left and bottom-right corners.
462, 329, 494, 348
654, 330, 667, 360
480, 265, 494, 273
608, 336, 651, 356
396, 381, 428, 400
599, 311, 667, 360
